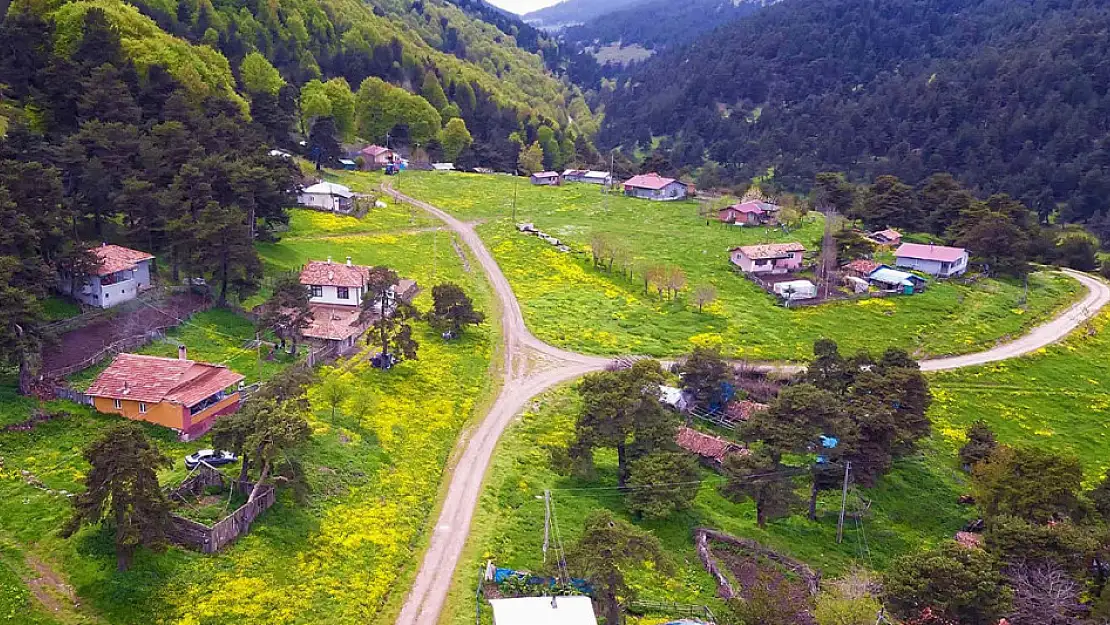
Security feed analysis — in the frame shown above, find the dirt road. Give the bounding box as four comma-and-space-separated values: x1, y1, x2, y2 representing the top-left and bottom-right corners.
382, 183, 1109, 625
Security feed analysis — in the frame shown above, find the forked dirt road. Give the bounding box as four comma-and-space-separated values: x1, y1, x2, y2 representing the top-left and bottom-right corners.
382, 183, 1110, 625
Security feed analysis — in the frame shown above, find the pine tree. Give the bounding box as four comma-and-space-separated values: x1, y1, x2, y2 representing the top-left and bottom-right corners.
426, 282, 484, 337
720, 444, 800, 527
62, 423, 172, 571
260, 274, 313, 354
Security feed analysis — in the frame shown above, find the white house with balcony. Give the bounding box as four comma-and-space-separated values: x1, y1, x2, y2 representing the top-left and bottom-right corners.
58, 244, 155, 309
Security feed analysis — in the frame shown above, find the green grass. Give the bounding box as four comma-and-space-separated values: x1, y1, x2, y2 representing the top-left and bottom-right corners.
398, 170, 1082, 359
0, 200, 498, 624
41, 297, 80, 323
446, 308, 1110, 624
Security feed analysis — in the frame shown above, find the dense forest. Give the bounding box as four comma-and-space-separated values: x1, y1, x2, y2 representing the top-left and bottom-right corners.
599, 0, 1110, 232
563, 0, 764, 52
521, 0, 644, 29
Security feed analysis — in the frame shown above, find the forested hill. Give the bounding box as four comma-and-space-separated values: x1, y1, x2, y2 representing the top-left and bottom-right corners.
600, 0, 1110, 225
564, 0, 765, 52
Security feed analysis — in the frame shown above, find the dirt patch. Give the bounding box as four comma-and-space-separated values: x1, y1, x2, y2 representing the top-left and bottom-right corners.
24, 554, 80, 615
41, 292, 210, 377
714, 546, 816, 625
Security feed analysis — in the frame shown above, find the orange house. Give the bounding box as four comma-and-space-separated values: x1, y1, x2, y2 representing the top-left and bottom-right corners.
86, 349, 245, 441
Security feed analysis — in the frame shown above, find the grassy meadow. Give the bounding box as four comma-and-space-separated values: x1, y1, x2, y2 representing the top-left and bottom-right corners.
0, 185, 499, 625
398, 170, 1081, 359
444, 308, 1110, 624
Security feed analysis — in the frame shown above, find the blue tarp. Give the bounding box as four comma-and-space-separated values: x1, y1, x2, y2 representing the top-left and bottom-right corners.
493, 568, 592, 594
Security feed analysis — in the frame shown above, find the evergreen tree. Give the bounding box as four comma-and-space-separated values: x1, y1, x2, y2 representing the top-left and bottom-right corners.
570, 360, 675, 486
565, 511, 669, 625
260, 274, 313, 354
958, 420, 997, 471
536, 126, 560, 171
720, 444, 799, 527
625, 451, 699, 519
61, 423, 172, 571
884, 542, 1011, 625
426, 283, 484, 337
973, 445, 1084, 524
309, 116, 342, 169
677, 347, 733, 411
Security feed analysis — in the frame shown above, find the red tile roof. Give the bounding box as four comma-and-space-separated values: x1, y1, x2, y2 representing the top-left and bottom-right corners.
360, 145, 392, 157
675, 426, 744, 462
731, 242, 806, 260
725, 200, 778, 215
724, 400, 769, 423
302, 304, 367, 341
955, 531, 984, 549
623, 173, 680, 190
895, 243, 967, 263
87, 353, 243, 407
299, 260, 371, 288
844, 259, 881, 275
91, 244, 154, 276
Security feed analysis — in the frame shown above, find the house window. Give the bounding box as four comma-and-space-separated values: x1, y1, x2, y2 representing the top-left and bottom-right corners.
337, 287, 350, 300
113, 399, 122, 409
311, 285, 323, 298
139, 402, 148, 414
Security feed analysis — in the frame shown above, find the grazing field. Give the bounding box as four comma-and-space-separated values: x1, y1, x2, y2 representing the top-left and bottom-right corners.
398, 171, 1081, 359
443, 309, 1110, 624
0, 200, 497, 625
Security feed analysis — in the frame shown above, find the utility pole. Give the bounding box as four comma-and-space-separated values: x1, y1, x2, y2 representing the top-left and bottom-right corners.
512, 168, 519, 223
432, 227, 439, 280
836, 460, 851, 544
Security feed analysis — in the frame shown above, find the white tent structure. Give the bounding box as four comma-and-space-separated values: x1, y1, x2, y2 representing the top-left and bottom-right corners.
490, 596, 598, 625
772, 279, 817, 301
297, 182, 354, 212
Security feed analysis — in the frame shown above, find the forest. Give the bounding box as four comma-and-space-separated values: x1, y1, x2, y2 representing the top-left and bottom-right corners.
598, 0, 1110, 233
563, 0, 762, 53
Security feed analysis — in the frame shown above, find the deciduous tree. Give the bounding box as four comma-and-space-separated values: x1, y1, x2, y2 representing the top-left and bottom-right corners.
693, 284, 717, 312
517, 141, 543, 174
883, 541, 1011, 625
440, 118, 472, 162
625, 451, 699, 519
973, 445, 1084, 524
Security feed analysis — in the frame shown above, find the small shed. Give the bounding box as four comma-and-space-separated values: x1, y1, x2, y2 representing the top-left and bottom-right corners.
490, 596, 597, 625
869, 266, 926, 294
659, 385, 693, 412
772, 279, 817, 301
338, 158, 358, 170
530, 171, 562, 186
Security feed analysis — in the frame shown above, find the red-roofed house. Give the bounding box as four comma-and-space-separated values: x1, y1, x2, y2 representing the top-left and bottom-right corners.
895, 243, 969, 277
868, 228, 902, 246
719, 200, 780, 225
724, 399, 769, 424
298, 259, 419, 353
58, 243, 155, 309
843, 259, 882, 278
86, 349, 244, 440
729, 243, 806, 274
623, 173, 689, 201
359, 144, 396, 169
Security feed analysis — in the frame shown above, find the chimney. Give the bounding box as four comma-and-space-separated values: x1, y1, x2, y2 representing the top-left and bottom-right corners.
122, 380, 130, 395
178, 344, 187, 360
346, 256, 352, 266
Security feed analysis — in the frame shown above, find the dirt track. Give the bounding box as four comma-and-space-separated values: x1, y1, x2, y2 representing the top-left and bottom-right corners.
382, 182, 1110, 625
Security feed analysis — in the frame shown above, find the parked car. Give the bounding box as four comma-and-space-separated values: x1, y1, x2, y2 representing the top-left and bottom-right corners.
184, 449, 238, 470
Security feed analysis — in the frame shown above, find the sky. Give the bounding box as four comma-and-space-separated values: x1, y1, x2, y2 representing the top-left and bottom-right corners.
485, 0, 563, 15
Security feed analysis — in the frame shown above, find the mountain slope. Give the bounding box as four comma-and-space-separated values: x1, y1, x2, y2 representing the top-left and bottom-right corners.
600, 0, 1110, 223
565, 0, 767, 52
522, 0, 644, 29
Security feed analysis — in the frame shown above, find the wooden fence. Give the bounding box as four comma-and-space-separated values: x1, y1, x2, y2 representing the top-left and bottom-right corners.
49, 329, 166, 379
166, 466, 277, 554
52, 387, 92, 406
695, 528, 821, 597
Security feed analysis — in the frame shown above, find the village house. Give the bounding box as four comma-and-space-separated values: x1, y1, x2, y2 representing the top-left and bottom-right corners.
622, 173, 689, 201
86, 349, 244, 441
895, 243, 969, 277
530, 171, 562, 186
868, 228, 903, 246
724, 399, 769, 425
489, 596, 598, 625
298, 258, 418, 353
359, 144, 396, 169
561, 169, 612, 185
843, 259, 882, 278
298, 181, 354, 213
719, 200, 780, 226
58, 243, 154, 309
730, 242, 806, 274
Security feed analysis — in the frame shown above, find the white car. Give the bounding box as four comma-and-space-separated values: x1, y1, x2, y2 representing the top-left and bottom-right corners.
184, 449, 238, 470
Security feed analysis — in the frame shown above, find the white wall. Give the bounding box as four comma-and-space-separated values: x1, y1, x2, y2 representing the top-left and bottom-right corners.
308, 284, 363, 306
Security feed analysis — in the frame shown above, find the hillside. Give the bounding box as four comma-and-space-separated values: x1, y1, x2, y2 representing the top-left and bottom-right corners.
599, 0, 1110, 227
521, 0, 643, 30
564, 0, 767, 53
